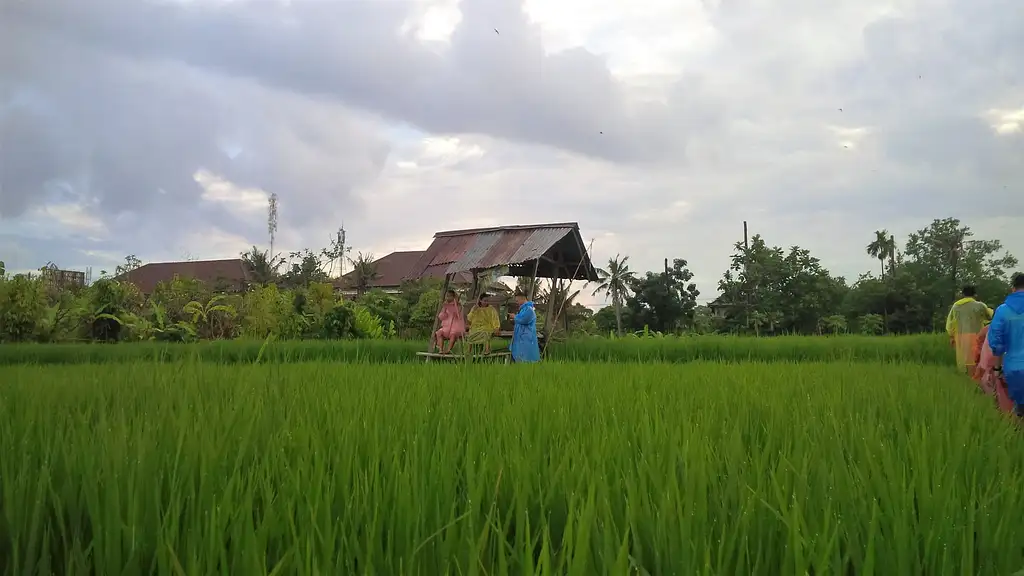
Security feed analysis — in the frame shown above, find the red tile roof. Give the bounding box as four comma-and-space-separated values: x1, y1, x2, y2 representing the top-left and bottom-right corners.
118, 259, 250, 294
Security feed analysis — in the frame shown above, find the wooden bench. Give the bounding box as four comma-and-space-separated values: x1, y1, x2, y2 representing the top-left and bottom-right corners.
416, 351, 512, 364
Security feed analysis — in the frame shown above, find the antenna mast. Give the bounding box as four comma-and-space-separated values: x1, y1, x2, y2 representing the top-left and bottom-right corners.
267, 193, 279, 258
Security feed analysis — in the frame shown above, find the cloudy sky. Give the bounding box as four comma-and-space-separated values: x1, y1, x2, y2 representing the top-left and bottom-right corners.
1, 0, 1021, 307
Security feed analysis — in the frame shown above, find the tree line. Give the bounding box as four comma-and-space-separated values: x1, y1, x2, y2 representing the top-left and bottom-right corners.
591, 217, 1018, 336
0, 241, 592, 343
0, 216, 1016, 343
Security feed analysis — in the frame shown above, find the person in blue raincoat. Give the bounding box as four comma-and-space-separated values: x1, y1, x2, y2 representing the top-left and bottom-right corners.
989, 273, 1024, 416
508, 290, 540, 363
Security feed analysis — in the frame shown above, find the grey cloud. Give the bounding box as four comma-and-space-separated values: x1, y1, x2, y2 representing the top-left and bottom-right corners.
3, 0, 710, 164
1, 19, 389, 244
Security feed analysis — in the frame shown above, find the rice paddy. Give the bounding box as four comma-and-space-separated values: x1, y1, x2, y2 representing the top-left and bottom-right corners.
0, 333, 951, 366
2, 359, 1023, 574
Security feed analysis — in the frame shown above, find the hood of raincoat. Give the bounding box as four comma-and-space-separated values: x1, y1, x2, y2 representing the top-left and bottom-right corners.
1004, 291, 1024, 315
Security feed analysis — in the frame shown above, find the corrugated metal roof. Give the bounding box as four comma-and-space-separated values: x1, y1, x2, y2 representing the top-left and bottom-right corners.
479, 229, 535, 268
508, 227, 575, 265
448, 227, 569, 275
426, 235, 476, 268
404, 222, 599, 281
455, 231, 504, 271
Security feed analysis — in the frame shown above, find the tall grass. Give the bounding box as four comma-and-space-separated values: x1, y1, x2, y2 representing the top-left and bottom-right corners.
1, 361, 1020, 574
0, 333, 952, 366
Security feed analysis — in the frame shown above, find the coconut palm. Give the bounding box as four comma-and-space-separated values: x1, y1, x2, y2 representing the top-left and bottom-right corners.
348, 252, 379, 296
241, 246, 283, 287
592, 254, 636, 337
866, 230, 895, 279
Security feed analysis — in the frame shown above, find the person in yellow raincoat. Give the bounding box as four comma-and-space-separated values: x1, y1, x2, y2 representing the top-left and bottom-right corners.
946, 285, 993, 373
465, 293, 501, 354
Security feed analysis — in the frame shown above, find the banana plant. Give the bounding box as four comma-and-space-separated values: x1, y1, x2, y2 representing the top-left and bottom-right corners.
145, 303, 197, 342
183, 295, 236, 340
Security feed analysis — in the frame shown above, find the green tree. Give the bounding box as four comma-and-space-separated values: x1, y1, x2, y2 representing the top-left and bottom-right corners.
284, 249, 330, 289
347, 252, 379, 296
241, 246, 284, 286
591, 254, 636, 337
625, 258, 700, 334
0, 274, 48, 342
717, 235, 847, 335
593, 305, 634, 336
903, 218, 1017, 329
866, 230, 895, 279
692, 305, 715, 335
408, 290, 441, 337
819, 314, 848, 335
183, 295, 237, 339
858, 313, 884, 335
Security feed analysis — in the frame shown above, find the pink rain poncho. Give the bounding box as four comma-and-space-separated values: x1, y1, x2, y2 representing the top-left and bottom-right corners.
436, 300, 465, 340
974, 326, 1014, 413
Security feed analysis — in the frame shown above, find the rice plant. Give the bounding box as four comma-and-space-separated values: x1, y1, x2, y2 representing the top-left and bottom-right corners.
0, 361, 1020, 574
0, 333, 952, 366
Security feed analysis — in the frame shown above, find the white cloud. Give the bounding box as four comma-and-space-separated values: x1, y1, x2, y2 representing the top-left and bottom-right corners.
988, 107, 1024, 135
194, 169, 269, 215
631, 200, 691, 223
523, 0, 719, 78
36, 203, 106, 236
400, 0, 462, 44
178, 228, 254, 261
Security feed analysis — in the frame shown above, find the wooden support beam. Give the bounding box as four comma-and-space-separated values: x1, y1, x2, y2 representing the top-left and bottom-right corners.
527, 259, 540, 301
568, 229, 590, 281
542, 256, 563, 345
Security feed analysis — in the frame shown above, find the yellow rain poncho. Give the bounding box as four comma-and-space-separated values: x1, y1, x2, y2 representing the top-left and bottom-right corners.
946, 297, 994, 372
465, 304, 501, 346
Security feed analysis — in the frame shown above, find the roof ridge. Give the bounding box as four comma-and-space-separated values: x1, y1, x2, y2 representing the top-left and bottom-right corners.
141, 258, 244, 266
434, 222, 579, 238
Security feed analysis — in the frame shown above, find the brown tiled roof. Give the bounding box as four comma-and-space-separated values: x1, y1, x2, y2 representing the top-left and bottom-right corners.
336, 250, 476, 290
118, 259, 250, 294
338, 251, 426, 289
406, 222, 599, 281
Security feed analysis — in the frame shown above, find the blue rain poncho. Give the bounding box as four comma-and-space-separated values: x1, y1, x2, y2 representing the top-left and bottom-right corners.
989, 291, 1024, 374
510, 301, 540, 363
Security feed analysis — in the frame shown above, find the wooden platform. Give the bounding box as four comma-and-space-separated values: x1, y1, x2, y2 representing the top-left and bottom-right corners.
416, 351, 512, 364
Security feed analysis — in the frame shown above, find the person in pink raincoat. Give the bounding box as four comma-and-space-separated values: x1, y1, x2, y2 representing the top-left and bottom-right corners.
974, 325, 1014, 413
432, 289, 466, 354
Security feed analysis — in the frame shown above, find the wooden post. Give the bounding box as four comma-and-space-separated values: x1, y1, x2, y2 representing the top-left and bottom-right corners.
743, 220, 751, 326
527, 259, 540, 301
427, 273, 452, 352
544, 277, 558, 343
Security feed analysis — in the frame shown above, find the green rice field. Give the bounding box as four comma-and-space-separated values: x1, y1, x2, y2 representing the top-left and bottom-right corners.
2, 359, 1022, 574
0, 333, 951, 366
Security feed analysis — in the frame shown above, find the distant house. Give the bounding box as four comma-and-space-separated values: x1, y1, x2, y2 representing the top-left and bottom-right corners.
39, 266, 86, 291
708, 297, 741, 319
117, 259, 251, 295
336, 251, 472, 296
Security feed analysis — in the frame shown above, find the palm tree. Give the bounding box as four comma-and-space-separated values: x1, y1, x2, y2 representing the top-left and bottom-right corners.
241, 246, 283, 286
866, 230, 895, 279
514, 276, 542, 300
591, 254, 636, 337
348, 252, 379, 296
